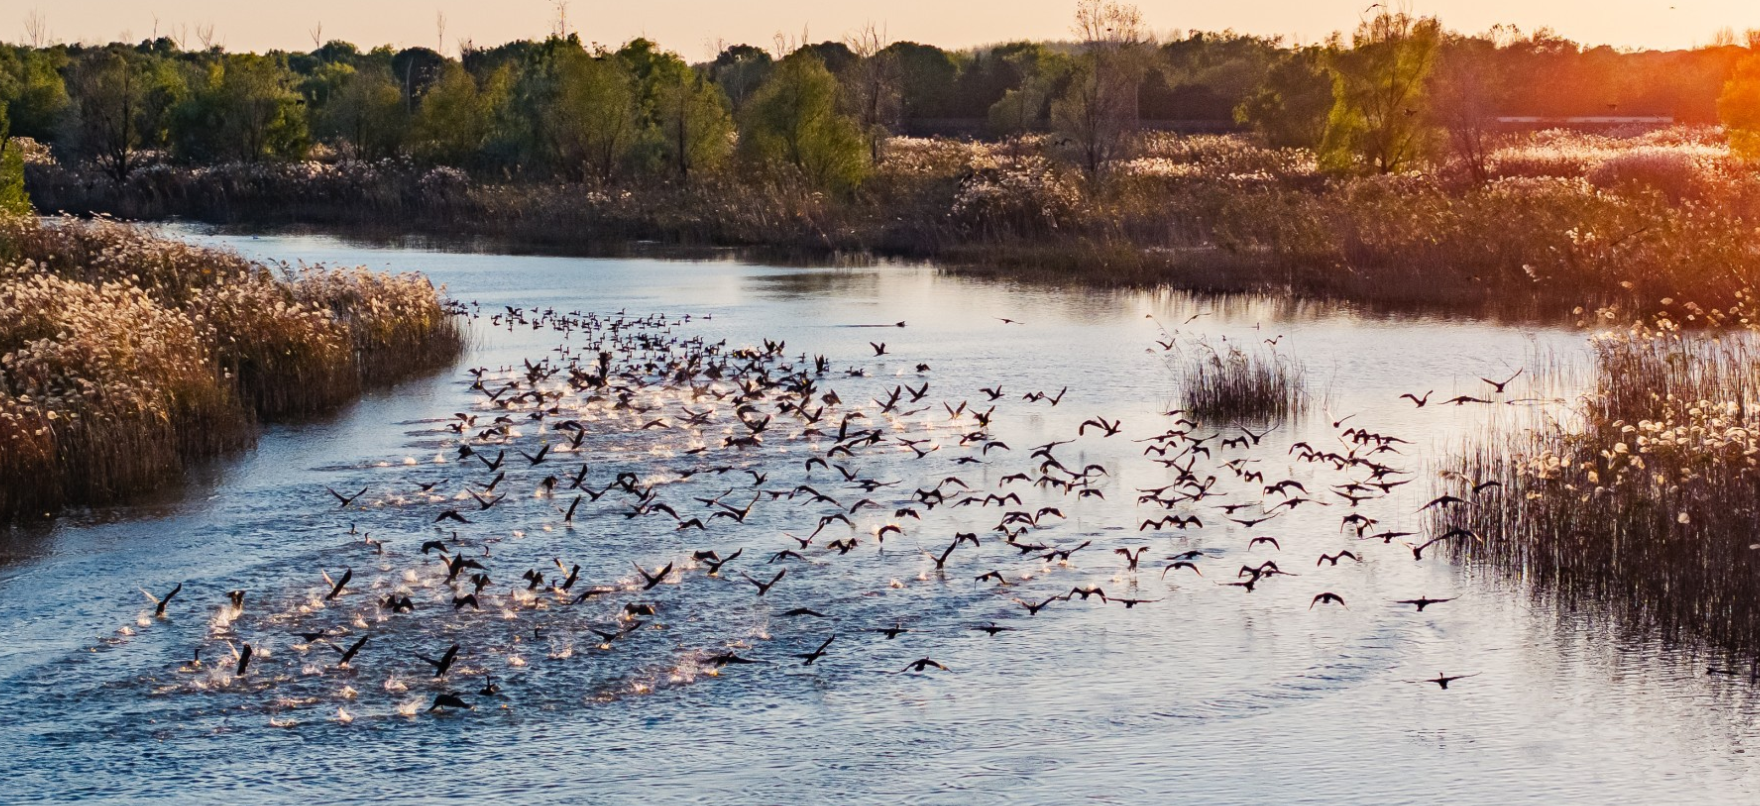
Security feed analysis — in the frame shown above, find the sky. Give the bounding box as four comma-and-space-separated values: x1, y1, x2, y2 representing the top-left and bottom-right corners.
11, 1, 1760, 57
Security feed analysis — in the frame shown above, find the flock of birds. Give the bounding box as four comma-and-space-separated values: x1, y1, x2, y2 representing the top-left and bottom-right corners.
125, 303, 1534, 723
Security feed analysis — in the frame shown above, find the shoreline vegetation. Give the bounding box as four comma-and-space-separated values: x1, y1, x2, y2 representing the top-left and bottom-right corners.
23, 127, 1760, 317
5, 4, 1760, 316
0, 214, 464, 522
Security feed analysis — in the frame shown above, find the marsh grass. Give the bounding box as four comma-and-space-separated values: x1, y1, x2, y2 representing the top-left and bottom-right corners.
26, 128, 1760, 317
1438, 303, 1760, 656
1179, 342, 1307, 421
0, 214, 464, 521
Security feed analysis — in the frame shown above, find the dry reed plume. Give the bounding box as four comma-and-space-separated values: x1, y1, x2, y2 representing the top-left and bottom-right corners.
0, 214, 465, 521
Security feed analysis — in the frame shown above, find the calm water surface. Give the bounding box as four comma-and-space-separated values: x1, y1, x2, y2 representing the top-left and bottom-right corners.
2, 231, 1755, 805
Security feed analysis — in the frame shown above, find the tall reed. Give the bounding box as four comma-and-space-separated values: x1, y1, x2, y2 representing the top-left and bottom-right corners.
1179, 342, 1307, 421
1439, 302, 1760, 656
0, 214, 465, 521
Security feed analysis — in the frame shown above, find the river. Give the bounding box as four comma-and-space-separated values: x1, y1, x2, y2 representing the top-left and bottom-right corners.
2, 229, 1755, 805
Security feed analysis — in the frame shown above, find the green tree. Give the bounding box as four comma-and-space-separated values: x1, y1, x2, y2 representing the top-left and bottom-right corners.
317, 64, 407, 160
1320, 11, 1442, 174
654, 69, 733, 181
410, 62, 492, 165
63, 48, 149, 179
737, 52, 868, 192
0, 105, 29, 215
216, 54, 309, 161
1719, 53, 1760, 160
0, 46, 70, 141
544, 48, 640, 181
709, 44, 773, 112
988, 46, 1070, 135
1235, 47, 1334, 149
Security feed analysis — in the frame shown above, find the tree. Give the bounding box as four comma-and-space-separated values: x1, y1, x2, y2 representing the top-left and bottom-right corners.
410, 62, 492, 165
0, 105, 29, 215
1051, 0, 1152, 183
655, 69, 733, 181
0, 46, 70, 141
1430, 35, 1508, 184
62, 48, 148, 179
391, 47, 448, 111
843, 25, 901, 160
317, 64, 407, 160
985, 44, 1069, 135
738, 52, 867, 192
1320, 10, 1442, 174
214, 54, 309, 161
885, 42, 962, 121
1235, 47, 1333, 149
709, 44, 772, 112
544, 48, 639, 181
1720, 54, 1760, 160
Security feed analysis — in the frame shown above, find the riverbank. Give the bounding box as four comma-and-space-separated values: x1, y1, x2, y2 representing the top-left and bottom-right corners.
0, 214, 465, 522
24, 129, 1758, 318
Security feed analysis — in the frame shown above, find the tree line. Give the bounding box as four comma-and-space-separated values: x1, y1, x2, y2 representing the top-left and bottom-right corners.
1, 1, 1758, 195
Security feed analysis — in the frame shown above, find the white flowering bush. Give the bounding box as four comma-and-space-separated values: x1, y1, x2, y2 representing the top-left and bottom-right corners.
949, 153, 1084, 240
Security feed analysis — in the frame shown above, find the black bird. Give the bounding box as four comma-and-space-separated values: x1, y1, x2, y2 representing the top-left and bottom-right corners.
452, 594, 480, 611
429, 692, 471, 712
781, 607, 829, 618
1111, 597, 1160, 609
1310, 592, 1347, 609
1419, 495, 1467, 512
740, 569, 787, 595
707, 651, 761, 667
873, 624, 910, 639
795, 635, 837, 666
1317, 551, 1361, 566
1400, 390, 1434, 407
327, 486, 368, 508
1395, 596, 1455, 612
421, 540, 448, 554
336, 635, 368, 667
973, 624, 1016, 636
1078, 417, 1123, 437
142, 583, 182, 617
325, 569, 352, 601
417, 644, 461, 677
700, 548, 743, 575
633, 562, 673, 590
899, 657, 948, 673
1161, 561, 1203, 579
234, 643, 253, 676
1480, 369, 1523, 393
1114, 546, 1150, 570
1412, 672, 1480, 690
870, 342, 888, 356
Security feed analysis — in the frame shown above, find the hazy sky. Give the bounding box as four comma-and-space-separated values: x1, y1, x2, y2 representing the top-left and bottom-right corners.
12, 1, 1760, 57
